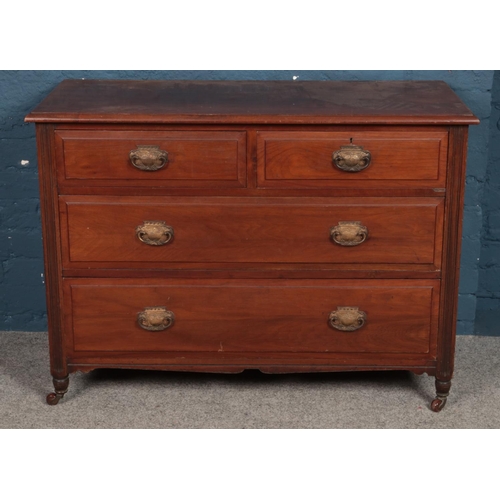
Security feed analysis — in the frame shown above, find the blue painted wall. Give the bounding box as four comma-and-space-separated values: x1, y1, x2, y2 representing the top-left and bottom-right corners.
0, 70, 495, 333
477, 71, 500, 313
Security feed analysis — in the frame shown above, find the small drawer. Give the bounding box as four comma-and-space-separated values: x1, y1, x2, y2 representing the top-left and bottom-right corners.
257, 129, 448, 188
65, 278, 439, 355
60, 196, 444, 270
55, 129, 247, 188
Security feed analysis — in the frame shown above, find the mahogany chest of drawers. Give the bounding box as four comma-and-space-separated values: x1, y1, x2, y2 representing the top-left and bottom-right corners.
26, 80, 478, 410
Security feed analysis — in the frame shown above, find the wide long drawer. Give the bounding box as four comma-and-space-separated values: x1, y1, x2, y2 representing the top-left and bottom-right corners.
59, 196, 444, 269
64, 278, 439, 355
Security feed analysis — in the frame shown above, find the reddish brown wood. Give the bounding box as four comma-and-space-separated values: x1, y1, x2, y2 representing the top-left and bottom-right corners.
35, 125, 68, 385
58, 185, 447, 198
257, 129, 448, 188
25, 80, 478, 125
55, 129, 247, 188
68, 363, 436, 376
60, 267, 443, 279
26, 80, 477, 408
59, 196, 444, 269
68, 353, 438, 365
63, 278, 439, 355
434, 126, 469, 407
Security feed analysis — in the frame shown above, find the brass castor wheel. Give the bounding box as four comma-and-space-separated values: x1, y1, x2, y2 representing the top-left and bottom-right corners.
46, 392, 64, 405
47, 376, 69, 405
432, 379, 451, 412
431, 397, 447, 412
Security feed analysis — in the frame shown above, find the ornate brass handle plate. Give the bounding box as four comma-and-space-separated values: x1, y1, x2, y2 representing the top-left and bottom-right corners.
330, 221, 368, 246
137, 307, 175, 331
136, 221, 174, 246
332, 144, 371, 172
129, 145, 168, 171
329, 307, 366, 332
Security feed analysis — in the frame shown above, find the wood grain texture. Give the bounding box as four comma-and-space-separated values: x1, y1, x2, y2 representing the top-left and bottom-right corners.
437, 127, 469, 383
60, 267, 443, 280
257, 129, 448, 188
35, 125, 67, 379
67, 362, 436, 376
25, 80, 478, 125
59, 196, 444, 269
55, 129, 247, 188
58, 185, 447, 198
63, 278, 439, 356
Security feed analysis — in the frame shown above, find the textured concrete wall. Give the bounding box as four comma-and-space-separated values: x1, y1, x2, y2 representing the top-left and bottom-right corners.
477, 71, 500, 312
0, 70, 494, 332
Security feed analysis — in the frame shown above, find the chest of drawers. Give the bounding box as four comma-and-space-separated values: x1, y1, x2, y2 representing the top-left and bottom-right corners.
26, 80, 478, 411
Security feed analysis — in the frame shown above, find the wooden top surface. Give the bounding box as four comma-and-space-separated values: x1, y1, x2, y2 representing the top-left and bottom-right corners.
25, 79, 479, 125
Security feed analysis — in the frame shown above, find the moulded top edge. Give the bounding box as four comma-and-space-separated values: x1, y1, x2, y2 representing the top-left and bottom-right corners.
24, 79, 480, 125
24, 114, 480, 125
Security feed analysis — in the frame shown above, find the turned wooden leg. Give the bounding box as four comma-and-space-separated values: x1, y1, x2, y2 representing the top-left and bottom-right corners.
46, 376, 69, 405
431, 378, 451, 412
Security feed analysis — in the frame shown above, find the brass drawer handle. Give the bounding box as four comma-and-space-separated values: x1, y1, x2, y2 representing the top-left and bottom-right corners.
136, 221, 174, 246
332, 143, 371, 172
130, 145, 168, 171
329, 307, 366, 332
137, 307, 175, 331
330, 221, 368, 246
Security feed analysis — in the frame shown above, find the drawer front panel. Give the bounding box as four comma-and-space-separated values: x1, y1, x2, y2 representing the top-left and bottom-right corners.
55, 130, 247, 188
60, 196, 444, 268
65, 279, 439, 355
257, 130, 448, 188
